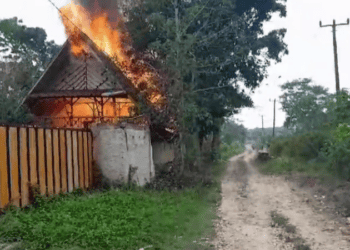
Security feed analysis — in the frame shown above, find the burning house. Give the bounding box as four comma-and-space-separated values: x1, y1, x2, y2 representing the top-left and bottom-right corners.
21, 0, 176, 187
23, 33, 140, 128
23, 33, 143, 129
23, 1, 164, 129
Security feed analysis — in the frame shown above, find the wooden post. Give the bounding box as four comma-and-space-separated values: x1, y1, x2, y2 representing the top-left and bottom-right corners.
273, 99, 276, 137
320, 18, 349, 93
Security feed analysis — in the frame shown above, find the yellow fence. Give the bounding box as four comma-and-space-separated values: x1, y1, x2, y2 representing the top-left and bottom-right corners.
0, 126, 93, 209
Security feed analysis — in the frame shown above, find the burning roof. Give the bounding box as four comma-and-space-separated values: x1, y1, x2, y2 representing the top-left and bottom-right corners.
23, 32, 137, 108
59, 0, 165, 107
22, 0, 174, 133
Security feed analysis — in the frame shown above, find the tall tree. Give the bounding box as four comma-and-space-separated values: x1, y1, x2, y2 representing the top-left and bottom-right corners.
221, 119, 247, 145
125, 0, 288, 173
0, 17, 61, 69
126, 0, 288, 137
279, 78, 330, 133
0, 17, 62, 123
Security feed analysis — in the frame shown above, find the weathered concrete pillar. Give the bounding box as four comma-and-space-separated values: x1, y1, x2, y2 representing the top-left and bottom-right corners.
91, 123, 155, 187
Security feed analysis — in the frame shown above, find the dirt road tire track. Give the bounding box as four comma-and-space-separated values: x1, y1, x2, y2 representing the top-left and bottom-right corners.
212, 151, 350, 250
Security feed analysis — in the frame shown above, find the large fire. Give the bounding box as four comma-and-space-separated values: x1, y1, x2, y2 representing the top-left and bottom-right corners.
59, 1, 164, 106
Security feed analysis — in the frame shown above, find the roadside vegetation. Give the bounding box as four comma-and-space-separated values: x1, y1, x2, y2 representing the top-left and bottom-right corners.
253, 79, 350, 218
0, 186, 217, 250
0, 140, 243, 250
259, 88, 350, 182
0, 1, 285, 249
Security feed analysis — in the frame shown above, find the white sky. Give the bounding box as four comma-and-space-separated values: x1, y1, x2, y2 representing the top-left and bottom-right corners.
1, 0, 350, 129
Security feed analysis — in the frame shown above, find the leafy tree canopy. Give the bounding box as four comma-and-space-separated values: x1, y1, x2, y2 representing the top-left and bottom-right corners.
279, 78, 330, 133
126, 0, 289, 140
0, 17, 61, 68
221, 119, 247, 145
0, 17, 61, 123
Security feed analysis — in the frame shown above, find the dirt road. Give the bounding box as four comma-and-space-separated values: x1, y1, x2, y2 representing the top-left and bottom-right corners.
212, 150, 350, 250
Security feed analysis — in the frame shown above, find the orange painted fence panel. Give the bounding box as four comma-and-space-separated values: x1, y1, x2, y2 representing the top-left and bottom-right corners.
0, 127, 9, 208
20, 128, 29, 207
0, 126, 93, 210
9, 127, 20, 207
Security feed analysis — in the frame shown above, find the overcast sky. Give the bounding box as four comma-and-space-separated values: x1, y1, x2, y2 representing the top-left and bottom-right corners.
1, 0, 350, 129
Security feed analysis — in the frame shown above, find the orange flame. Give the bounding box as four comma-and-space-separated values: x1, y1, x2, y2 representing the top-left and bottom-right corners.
54, 98, 133, 117
59, 1, 164, 106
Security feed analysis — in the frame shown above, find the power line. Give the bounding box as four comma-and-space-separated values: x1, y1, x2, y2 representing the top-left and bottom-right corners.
192, 85, 232, 93
273, 98, 276, 137
46, 0, 87, 37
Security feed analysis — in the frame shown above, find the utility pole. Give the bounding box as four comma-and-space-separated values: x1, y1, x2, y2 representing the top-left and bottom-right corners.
273, 99, 276, 137
320, 19, 349, 93
261, 115, 264, 134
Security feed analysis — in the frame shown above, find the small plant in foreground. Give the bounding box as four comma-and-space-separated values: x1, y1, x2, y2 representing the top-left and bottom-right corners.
270, 211, 289, 228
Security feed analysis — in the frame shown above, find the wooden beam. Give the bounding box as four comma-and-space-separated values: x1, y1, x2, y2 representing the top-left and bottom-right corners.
27, 90, 128, 99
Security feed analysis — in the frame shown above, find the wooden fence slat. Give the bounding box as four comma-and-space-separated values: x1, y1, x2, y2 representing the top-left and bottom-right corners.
53, 130, 60, 194
0, 126, 94, 208
46, 130, 54, 195
29, 128, 37, 186
0, 127, 9, 209
88, 132, 93, 187
83, 132, 89, 188
60, 130, 67, 193
72, 131, 79, 189
37, 129, 46, 195
2, 126, 94, 209
20, 128, 29, 207
66, 131, 73, 192
9, 128, 20, 207
78, 131, 84, 189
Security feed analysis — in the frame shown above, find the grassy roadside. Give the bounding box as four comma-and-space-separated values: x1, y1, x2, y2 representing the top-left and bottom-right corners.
0, 147, 239, 250
256, 156, 340, 185
259, 157, 334, 178
256, 155, 350, 218
0, 183, 220, 250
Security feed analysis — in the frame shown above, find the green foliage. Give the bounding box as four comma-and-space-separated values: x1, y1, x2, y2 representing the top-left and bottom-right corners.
246, 127, 293, 148
0, 184, 221, 250
126, 0, 288, 142
0, 60, 35, 123
266, 86, 350, 181
220, 119, 247, 145
318, 124, 350, 180
0, 17, 61, 124
325, 91, 350, 127
279, 78, 330, 133
218, 141, 245, 162
0, 17, 61, 68
269, 131, 329, 161
333, 123, 350, 142
258, 156, 331, 177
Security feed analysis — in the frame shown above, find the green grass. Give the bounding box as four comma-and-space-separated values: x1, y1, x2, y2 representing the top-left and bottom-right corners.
0, 185, 221, 250
257, 156, 335, 180
218, 142, 245, 162
0, 157, 231, 250
270, 211, 289, 228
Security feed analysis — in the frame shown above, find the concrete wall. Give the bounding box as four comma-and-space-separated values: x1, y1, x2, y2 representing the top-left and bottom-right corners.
152, 141, 175, 165
91, 123, 155, 187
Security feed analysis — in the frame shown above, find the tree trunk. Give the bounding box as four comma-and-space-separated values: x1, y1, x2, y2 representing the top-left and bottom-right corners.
174, 0, 185, 176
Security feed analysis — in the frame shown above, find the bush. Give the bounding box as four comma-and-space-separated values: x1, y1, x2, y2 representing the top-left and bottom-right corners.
269, 131, 329, 161
321, 138, 350, 180
218, 141, 244, 162
315, 123, 350, 180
